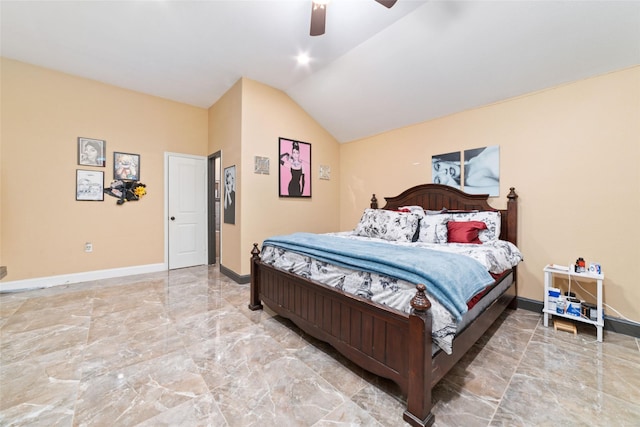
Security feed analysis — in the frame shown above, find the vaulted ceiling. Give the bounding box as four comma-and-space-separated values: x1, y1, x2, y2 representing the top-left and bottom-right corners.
2, 1, 638, 142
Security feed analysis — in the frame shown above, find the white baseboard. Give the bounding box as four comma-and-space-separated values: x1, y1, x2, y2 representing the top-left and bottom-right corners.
0, 263, 167, 293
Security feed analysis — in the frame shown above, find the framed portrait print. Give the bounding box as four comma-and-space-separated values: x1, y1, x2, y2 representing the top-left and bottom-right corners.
76, 169, 104, 201
463, 145, 500, 196
278, 137, 311, 198
114, 152, 140, 181
78, 137, 106, 167
431, 151, 461, 190
223, 165, 236, 224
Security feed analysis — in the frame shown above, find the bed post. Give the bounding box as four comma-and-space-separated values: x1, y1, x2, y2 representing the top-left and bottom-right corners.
403, 284, 435, 427
248, 243, 263, 311
370, 194, 378, 209
505, 188, 519, 309
506, 187, 518, 247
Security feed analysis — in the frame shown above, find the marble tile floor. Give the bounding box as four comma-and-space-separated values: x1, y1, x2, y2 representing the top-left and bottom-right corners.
1, 265, 639, 427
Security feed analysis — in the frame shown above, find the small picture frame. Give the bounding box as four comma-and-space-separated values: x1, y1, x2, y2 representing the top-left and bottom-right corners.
76, 169, 104, 201
254, 156, 270, 175
319, 165, 331, 180
114, 152, 140, 181
78, 137, 106, 167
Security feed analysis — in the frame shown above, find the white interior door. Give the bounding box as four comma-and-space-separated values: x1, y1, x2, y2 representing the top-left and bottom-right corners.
168, 154, 207, 269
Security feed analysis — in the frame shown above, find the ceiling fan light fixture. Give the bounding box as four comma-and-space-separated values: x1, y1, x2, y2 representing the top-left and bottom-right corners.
310, 0, 395, 36
310, 0, 327, 36
374, 0, 397, 8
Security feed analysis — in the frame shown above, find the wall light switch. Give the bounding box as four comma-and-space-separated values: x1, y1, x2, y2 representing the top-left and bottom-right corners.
85, 242, 93, 253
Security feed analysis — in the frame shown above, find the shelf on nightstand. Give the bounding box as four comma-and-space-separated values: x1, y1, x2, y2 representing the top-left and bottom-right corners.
542, 264, 604, 342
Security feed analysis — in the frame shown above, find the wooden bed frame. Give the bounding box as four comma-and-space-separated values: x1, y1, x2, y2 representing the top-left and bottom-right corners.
249, 184, 519, 426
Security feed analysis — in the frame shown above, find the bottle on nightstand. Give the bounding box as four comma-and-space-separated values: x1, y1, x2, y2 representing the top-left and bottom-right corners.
556, 295, 566, 314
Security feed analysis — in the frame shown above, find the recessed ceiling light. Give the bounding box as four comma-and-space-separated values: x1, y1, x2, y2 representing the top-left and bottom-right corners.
296, 53, 311, 65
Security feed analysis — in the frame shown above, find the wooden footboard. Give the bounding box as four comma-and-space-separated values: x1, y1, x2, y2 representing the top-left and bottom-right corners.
249, 246, 429, 395
249, 184, 519, 426
249, 247, 516, 427
249, 248, 437, 426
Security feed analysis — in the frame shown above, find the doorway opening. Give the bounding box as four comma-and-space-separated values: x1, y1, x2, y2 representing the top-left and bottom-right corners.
208, 151, 221, 265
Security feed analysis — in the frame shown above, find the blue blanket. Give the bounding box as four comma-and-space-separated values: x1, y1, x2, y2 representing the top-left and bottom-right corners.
263, 233, 494, 321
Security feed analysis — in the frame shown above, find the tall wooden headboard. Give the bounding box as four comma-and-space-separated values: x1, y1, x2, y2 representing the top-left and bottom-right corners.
370, 183, 518, 246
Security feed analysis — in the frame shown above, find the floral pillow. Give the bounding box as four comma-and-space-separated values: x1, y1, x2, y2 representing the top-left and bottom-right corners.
398, 206, 449, 244
447, 211, 501, 242
354, 209, 420, 242
417, 213, 450, 243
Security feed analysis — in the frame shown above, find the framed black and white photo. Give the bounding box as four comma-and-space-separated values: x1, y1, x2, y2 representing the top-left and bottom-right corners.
114, 152, 140, 181
431, 151, 461, 190
76, 169, 104, 201
223, 165, 236, 224
279, 137, 311, 198
78, 137, 106, 167
463, 145, 500, 196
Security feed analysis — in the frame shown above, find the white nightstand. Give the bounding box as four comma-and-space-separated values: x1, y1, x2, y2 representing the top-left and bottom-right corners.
543, 264, 604, 342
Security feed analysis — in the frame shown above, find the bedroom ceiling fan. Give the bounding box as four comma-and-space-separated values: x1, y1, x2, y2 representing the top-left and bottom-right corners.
310, 0, 398, 36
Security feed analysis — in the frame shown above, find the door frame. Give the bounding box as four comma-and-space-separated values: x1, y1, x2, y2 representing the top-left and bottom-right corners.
208, 151, 221, 265
164, 152, 209, 269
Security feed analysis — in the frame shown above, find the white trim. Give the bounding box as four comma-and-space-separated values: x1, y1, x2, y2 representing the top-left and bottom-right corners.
0, 263, 167, 293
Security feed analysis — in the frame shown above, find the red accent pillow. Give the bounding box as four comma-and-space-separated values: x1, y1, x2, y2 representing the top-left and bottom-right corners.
447, 221, 487, 244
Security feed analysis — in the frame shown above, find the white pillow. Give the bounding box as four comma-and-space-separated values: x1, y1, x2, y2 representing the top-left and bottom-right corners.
447, 211, 501, 242
399, 205, 426, 218
354, 209, 420, 242
400, 206, 446, 217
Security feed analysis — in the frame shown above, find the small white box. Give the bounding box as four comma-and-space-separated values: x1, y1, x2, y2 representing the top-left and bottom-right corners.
548, 287, 561, 312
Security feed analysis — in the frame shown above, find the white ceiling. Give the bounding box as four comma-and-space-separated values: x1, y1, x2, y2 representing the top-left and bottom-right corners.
2, 0, 639, 143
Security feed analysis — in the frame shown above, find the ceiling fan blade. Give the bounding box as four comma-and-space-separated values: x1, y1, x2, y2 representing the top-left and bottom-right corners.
310, 2, 327, 36
374, 0, 397, 8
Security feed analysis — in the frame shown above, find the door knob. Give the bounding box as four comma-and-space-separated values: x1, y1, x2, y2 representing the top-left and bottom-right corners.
170, 216, 175, 221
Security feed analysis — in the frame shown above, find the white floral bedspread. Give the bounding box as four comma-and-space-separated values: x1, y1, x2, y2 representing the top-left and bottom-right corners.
260, 232, 523, 354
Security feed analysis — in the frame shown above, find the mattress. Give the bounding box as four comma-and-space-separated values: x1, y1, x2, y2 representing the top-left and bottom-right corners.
260, 232, 522, 354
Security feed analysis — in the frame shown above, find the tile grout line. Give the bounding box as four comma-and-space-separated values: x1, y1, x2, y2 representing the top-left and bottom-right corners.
486, 313, 541, 425
69, 291, 97, 427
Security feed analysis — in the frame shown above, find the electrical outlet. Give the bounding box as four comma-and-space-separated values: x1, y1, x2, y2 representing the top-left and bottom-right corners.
85, 242, 93, 253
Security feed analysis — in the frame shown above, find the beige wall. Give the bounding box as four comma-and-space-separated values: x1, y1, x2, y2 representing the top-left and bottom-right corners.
1, 60, 340, 284
208, 79, 242, 273
3, 57, 638, 325
1, 58, 208, 281
211, 78, 341, 276
340, 66, 640, 322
